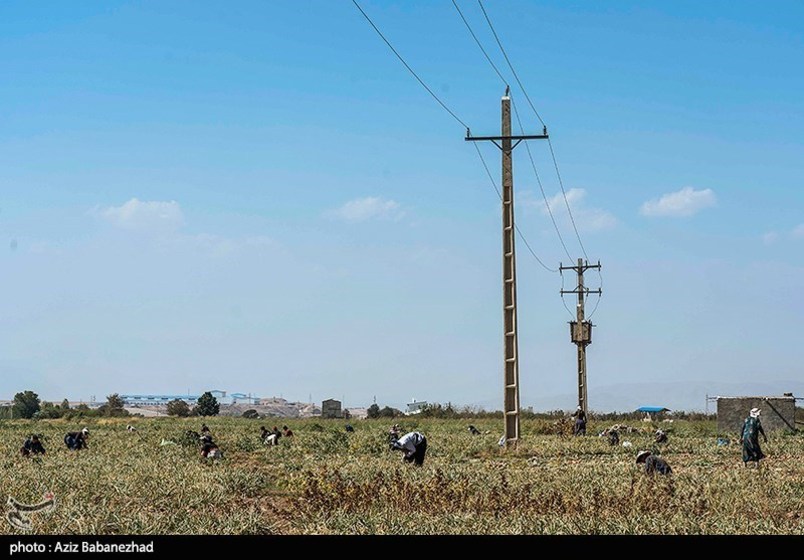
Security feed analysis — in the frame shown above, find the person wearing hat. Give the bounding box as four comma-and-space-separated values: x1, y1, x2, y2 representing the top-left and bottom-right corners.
635, 450, 672, 475
64, 428, 89, 451
391, 431, 428, 466
655, 429, 668, 444
740, 407, 768, 467
572, 405, 587, 436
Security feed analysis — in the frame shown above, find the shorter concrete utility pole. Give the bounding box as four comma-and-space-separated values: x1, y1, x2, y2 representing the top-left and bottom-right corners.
560, 258, 601, 415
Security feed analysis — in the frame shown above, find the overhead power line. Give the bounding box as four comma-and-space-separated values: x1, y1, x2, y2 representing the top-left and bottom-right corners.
352, 0, 556, 273
451, 0, 508, 87
477, 0, 590, 261
477, 0, 545, 127
452, 0, 571, 261
351, 0, 469, 130
472, 143, 557, 273
511, 99, 572, 261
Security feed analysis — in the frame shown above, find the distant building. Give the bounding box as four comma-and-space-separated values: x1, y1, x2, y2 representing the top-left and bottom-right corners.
406, 399, 428, 415
717, 395, 796, 433
121, 394, 200, 406
230, 393, 260, 405
120, 389, 250, 407
346, 407, 368, 420
322, 399, 343, 419
636, 406, 670, 420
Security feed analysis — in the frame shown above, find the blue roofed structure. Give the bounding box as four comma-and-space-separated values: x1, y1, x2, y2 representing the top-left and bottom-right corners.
636, 406, 670, 413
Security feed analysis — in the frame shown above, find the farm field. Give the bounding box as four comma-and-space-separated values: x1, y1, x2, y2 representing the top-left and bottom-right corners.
1, 417, 802, 535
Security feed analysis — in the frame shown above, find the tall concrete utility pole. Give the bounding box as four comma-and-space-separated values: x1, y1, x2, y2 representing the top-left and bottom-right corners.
560, 258, 601, 414
466, 88, 548, 447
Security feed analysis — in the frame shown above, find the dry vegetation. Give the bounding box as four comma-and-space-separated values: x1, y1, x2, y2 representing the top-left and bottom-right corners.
2, 417, 802, 535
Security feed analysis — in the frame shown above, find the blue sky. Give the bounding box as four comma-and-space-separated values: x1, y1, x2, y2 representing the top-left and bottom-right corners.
1, 1, 802, 411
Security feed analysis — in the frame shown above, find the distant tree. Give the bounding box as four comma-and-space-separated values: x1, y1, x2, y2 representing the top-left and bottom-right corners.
106, 394, 125, 410
378, 406, 401, 418
166, 399, 191, 417
13, 391, 41, 419
34, 401, 64, 419
97, 393, 128, 417
195, 392, 220, 417
367, 404, 380, 419
60, 399, 71, 410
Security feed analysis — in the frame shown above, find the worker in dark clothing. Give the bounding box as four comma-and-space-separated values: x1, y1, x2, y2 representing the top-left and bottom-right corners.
282, 426, 294, 438
655, 429, 668, 444
200, 434, 222, 460
636, 451, 672, 475
740, 408, 768, 467
345, 424, 355, 433
607, 429, 620, 446
468, 425, 481, 435
20, 435, 46, 457
64, 428, 89, 451
572, 406, 587, 436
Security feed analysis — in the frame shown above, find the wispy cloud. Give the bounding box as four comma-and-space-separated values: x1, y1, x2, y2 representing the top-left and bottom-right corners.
96, 198, 184, 232
91, 198, 278, 256
792, 224, 804, 239
762, 231, 779, 245
528, 188, 617, 232
325, 196, 405, 223
640, 187, 716, 217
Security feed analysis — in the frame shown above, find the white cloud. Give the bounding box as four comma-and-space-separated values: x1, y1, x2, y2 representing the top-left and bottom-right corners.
529, 188, 617, 232
98, 198, 184, 232
325, 196, 404, 223
640, 187, 716, 217
762, 231, 779, 245
792, 224, 804, 239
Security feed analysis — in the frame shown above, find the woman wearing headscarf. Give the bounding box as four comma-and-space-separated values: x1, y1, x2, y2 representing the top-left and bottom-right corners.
635, 450, 672, 475
740, 407, 768, 467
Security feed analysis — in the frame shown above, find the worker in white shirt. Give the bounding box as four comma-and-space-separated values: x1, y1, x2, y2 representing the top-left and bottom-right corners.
391, 431, 428, 466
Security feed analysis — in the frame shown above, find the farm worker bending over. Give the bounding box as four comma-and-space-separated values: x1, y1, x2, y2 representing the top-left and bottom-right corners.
261, 426, 281, 446
635, 451, 672, 475
64, 428, 89, 451
20, 435, 46, 457
391, 431, 428, 466
200, 435, 222, 460
740, 407, 768, 467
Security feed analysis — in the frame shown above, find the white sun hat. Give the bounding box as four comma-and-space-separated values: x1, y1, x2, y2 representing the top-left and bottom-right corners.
750, 408, 761, 418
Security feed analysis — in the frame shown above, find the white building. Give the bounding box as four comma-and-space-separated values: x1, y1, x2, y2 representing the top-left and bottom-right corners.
406, 398, 428, 415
